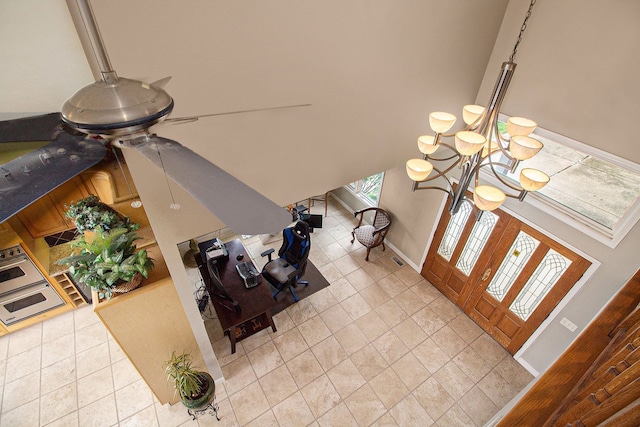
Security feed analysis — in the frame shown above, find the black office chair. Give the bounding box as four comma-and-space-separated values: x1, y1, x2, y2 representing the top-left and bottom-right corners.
261, 221, 311, 302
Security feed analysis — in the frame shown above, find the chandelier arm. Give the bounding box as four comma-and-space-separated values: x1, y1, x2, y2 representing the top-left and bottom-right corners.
485, 158, 526, 193
425, 141, 462, 162
421, 160, 463, 183
492, 123, 516, 164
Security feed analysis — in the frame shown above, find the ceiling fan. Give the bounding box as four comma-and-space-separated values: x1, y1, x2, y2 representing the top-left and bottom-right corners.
0, 0, 307, 235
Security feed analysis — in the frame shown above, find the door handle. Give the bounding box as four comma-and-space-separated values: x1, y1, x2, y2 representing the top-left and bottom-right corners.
481, 268, 492, 281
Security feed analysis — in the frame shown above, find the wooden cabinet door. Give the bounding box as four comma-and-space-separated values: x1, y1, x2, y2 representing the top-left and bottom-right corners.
17, 177, 90, 238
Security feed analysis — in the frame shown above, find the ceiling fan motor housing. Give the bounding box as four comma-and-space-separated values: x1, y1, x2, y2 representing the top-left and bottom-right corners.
61, 77, 174, 136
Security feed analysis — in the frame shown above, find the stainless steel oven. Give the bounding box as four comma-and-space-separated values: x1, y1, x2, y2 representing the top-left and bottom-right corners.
0, 245, 64, 326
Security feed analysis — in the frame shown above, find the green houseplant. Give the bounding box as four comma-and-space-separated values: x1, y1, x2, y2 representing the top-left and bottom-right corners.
57, 226, 154, 299
164, 351, 216, 410
65, 195, 139, 233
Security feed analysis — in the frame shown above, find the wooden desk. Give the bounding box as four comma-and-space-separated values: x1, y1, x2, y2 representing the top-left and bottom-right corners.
196, 239, 277, 353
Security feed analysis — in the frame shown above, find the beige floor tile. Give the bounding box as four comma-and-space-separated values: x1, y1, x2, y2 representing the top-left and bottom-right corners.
77, 366, 114, 408
45, 411, 79, 427
42, 311, 75, 344
354, 310, 389, 341
220, 355, 258, 396
228, 381, 270, 426
376, 299, 409, 328
41, 356, 76, 395
392, 317, 428, 350
41, 333, 75, 368
0, 399, 40, 427
458, 386, 499, 426
307, 287, 339, 314
320, 242, 348, 263
391, 352, 430, 391
448, 314, 484, 344
344, 384, 387, 426
477, 370, 518, 408
327, 359, 366, 399
244, 409, 278, 427
340, 293, 372, 321
431, 325, 467, 358
359, 283, 391, 309
246, 341, 284, 378
271, 310, 295, 337
73, 305, 102, 330
351, 344, 389, 381
317, 402, 359, 427
393, 266, 424, 287
334, 323, 369, 355
272, 391, 315, 427
413, 376, 456, 421
433, 361, 475, 401
7, 323, 42, 358
453, 346, 492, 383
327, 277, 357, 302
286, 299, 318, 325
319, 303, 353, 333
362, 261, 393, 282
412, 338, 451, 375
40, 381, 78, 425
199, 397, 238, 427
240, 328, 272, 353
4, 346, 41, 383
272, 328, 309, 362
369, 367, 410, 409
370, 412, 400, 426
345, 268, 375, 291
411, 306, 447, 336
0, 336, 8, 361
120, 405, 159, 427
411, 281, 442, 305
112, 356, 142, 390
308, 249, 331, 268
286, 349, 324, 388
389, 394, 434, 427
373, 330, 410, 365
298, 315, 331, 347
495, 355, 534, 391
259, 365, 298, 407
3, 370, 39, 413
153, 400, 192, 427
429, 296, 463, 323
311, 336, 348, 371
115, 379, 154, 421
108, 338, 127, 364
301, 374, 341, 418
470, 334, 508, 367
333, 254, 361, 276
75, 322, 108, 353
377, 274, 408, 298
212, 336, 246, 367
78, 394, 118, 427
436, 403, 476, 427
394, 288, 427, 316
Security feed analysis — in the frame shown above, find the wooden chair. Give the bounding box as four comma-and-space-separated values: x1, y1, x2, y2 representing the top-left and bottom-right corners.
350, 208, 392, 261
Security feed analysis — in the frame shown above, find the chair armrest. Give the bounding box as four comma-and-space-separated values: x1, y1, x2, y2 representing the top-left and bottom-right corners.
261, 248, 275, 261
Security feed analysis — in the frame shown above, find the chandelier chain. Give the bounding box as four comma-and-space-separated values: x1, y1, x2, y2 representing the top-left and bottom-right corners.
509, 0, 537, 63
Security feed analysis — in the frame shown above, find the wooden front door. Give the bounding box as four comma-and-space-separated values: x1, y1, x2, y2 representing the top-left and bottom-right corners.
422, 201, 591, 354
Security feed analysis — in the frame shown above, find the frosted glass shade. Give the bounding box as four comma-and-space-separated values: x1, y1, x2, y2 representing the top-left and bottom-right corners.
473, 185, 506, 211
507, 117, 537, 136
406, 159, 433, 181
455, 131, 486, 156
429, 112, 457, 133
520, 168, 550, 191
510, 135, 543, 160
482, 140, 500, 158
418, 135, 439, 155
463, 105, 485, 125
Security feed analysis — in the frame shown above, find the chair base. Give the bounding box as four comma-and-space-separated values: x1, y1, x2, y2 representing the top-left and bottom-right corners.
273, 280, 309, 302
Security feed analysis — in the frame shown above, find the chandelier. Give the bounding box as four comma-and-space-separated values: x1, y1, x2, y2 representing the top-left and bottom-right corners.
406, 0, 549, 215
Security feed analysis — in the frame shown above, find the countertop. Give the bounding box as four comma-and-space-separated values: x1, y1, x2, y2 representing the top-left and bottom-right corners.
49, 201, 157, 276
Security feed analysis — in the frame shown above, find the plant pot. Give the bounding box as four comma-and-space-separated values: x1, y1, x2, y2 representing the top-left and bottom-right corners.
180, 372, 215, 410
112, 272, 143, 294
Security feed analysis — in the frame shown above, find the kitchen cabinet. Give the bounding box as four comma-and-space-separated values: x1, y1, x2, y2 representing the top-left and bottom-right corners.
17, 176, 90, 238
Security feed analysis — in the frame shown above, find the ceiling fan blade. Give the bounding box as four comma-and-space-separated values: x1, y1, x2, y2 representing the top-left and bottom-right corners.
0, 134, 106, 223
129, 135, 291, 235
164, 103, 312, 125
0, 113, 63, 143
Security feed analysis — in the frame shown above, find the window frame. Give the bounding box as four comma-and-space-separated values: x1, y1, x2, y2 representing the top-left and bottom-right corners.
346, 172, 385, 207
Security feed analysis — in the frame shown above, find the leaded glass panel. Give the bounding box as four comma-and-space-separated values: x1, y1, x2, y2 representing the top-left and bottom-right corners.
437, 202, 471, 261
509, 249, 571, 320
455, 211, 498, 276
486, 231, 540, 301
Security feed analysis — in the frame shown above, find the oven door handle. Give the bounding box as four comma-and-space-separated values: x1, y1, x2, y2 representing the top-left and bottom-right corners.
0, 257, 27, 270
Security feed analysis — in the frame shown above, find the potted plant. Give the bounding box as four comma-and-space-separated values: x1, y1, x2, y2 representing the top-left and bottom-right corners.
65, 195, 139, 233
164, 351, 216, 411
57, 226, 154, 300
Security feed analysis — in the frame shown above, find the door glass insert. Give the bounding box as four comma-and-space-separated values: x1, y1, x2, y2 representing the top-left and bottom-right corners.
437, 202, 472, 261
509, 249, 572, 320
487, 231, 540, 301
456, 211, 498, 276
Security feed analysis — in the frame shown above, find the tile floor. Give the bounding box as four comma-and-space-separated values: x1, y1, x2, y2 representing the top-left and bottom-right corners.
0, 198, 533, 426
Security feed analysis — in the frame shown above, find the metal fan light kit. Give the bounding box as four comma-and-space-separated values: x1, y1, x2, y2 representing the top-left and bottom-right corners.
1, 0, 309, 235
